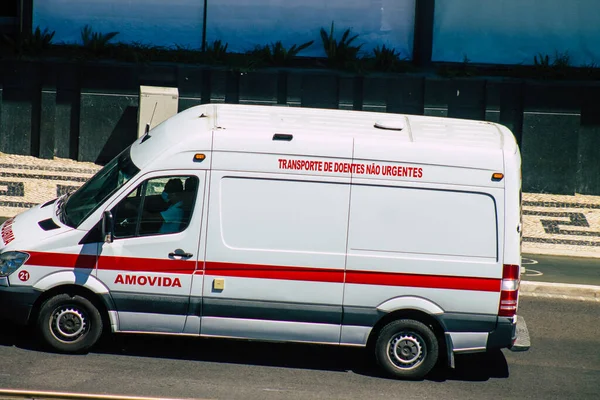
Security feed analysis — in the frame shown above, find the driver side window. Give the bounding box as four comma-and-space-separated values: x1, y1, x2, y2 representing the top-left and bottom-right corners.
112, 175, 198, 239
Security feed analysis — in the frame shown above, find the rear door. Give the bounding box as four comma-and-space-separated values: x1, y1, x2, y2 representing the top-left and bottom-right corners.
343, 138, 505, 344
96, 170, 206, 334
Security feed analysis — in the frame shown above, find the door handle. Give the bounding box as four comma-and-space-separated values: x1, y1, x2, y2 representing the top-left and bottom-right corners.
169, 250, 193, 259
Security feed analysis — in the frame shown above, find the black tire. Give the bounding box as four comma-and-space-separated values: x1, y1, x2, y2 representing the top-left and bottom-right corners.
374, 319, 439, 380
37, 294, 103, 353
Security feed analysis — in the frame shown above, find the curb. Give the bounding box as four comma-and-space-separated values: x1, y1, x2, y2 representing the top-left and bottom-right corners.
520, 281, 600, 302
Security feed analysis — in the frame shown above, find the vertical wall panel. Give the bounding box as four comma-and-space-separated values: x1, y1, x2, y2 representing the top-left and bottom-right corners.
79, 91, 138, 164
577, 89, 600, 195
0, 62, 40, 156
300, 73, 339, 109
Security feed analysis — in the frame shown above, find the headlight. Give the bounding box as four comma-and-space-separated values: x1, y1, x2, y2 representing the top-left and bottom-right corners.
0, 252, 29, 277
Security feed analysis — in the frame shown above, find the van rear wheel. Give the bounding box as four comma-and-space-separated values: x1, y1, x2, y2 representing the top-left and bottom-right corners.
375, 319, 438, 380
37, 294, 103, 353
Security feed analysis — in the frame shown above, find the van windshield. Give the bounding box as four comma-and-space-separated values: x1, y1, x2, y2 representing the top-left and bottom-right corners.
60, 147, 140, 228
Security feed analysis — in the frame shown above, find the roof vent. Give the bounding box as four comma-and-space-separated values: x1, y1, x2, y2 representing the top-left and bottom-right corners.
374, 120, 405, 131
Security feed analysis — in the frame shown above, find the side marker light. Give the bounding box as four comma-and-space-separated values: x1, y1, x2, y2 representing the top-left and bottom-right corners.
492, 173, 504, 181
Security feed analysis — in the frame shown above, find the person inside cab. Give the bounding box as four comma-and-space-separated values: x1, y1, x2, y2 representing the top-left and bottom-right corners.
113, 176, 194, 238
156, 178, 185, 234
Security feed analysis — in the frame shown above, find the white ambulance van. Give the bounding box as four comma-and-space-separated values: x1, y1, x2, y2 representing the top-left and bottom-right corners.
0, 104, 529, 379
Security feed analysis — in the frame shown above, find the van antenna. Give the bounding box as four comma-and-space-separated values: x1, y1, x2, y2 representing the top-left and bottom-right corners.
148, 102, 158, 130
142, 102, 158, 142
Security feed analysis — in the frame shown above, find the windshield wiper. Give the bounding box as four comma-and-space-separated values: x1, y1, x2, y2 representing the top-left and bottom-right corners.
55, 195, 65, 217
56, 192, 74, 225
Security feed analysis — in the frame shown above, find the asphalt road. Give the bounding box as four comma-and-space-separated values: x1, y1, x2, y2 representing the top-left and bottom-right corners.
521, 254, 600, 286
0, 297, 598, 400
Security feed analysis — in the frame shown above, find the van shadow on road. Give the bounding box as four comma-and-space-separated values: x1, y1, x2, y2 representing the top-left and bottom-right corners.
0, 323, 509, 382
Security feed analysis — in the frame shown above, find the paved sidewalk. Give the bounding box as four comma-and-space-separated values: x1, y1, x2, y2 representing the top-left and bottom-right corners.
1, 152, 599, 259
521, 193, 600, 258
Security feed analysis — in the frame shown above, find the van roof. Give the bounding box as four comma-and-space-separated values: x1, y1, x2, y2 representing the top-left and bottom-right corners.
132, 103, 517, 171
209, 103, 507, 150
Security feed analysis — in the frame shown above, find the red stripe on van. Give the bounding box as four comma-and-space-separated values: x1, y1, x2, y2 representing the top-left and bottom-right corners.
205, 262, 500, 292
24, 251, 195, 274
23, 251, 499, 291
346, 270, 500, 292
98, 255, 195, 274
26, 251, 97, 269
204, 262, 344, 283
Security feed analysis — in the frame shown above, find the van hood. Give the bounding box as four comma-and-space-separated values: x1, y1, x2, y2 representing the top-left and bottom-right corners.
0, 198, 73, 252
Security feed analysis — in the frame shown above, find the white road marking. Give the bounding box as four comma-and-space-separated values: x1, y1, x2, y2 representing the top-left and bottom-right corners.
521, 258, 539, 265
522, 268, 543, 277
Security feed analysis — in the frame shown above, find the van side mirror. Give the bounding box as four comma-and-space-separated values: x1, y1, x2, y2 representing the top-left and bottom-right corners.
102, 211, 114, 243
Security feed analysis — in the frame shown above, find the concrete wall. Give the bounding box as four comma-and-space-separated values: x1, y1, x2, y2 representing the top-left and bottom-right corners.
1, 60, 599, 196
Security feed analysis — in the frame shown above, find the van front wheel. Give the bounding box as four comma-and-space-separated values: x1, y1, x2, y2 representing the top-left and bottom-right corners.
375, 319, 439, 380
37, 294, 103, 353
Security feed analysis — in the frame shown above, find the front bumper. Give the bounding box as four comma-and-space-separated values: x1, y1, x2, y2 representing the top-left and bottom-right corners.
0, 279, 42, 326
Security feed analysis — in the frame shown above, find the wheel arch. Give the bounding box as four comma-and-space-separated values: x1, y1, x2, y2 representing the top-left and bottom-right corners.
28, 284, 114, 336
366, 308, 448, 366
